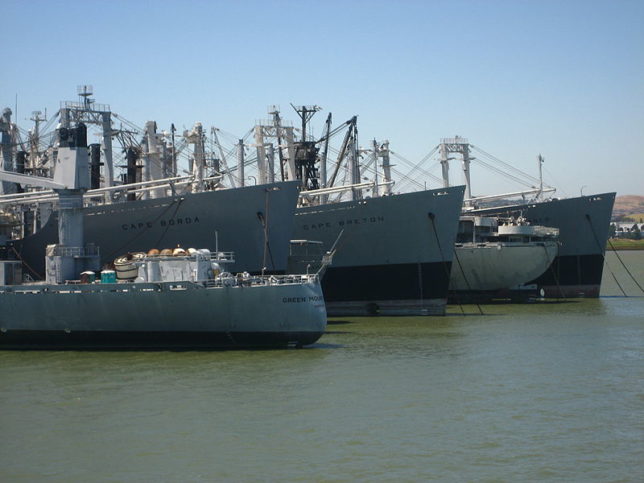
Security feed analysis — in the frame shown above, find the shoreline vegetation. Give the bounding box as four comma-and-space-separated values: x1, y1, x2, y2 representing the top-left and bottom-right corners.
607, 238, 644, 250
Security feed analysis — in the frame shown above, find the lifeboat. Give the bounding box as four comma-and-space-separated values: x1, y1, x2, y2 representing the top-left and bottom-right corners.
114, 252, 146, 280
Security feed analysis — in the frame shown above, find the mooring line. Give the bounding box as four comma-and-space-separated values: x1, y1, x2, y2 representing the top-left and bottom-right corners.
586, 214, 644, 295
429, 212, 483, 315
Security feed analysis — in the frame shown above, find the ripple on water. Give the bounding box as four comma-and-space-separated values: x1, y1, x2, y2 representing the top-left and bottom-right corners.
1, 296, 643, 481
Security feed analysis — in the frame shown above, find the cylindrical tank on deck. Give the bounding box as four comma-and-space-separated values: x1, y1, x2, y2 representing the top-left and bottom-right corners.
100, 270, 116, 283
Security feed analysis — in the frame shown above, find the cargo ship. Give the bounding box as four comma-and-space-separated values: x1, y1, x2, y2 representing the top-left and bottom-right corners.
449, 215, 559, 301
255, 107, 465, 315
0, 91, 300, 277
7, 180, 300, 278
469, 193, 615, 297
429, 137, 615, 298
293, 186, 465, 315
0, 251, 327, 350
0, 122, 325, 350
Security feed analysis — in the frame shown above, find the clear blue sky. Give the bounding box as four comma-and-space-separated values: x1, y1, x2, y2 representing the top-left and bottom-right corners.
3, 0, 643, 197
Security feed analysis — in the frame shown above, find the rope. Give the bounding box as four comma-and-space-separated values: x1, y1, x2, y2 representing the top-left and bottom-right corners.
152, 198, 186, 249
451, 245, 484, 315
104, 197, 184, 261
471, 157, 536, 188
260, 188, 276, 272
450, 248, 467, 315
390, 150, 443, 189
585, 227, 626, 297
545, 256, 567, 300
608, 266, 628, 297
541, 242, 567, 300
606, 238, 644, 295
586, 214, 644, 295
470, 145, 542, 185
10, 245, 43, 281
428, 213, 482, 315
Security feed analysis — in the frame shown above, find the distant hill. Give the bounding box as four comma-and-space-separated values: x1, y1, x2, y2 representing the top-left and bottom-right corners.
613, 195, 644, 220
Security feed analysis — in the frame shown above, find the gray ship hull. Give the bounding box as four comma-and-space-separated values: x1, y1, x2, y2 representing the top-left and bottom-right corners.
449, 241, 558, 302
470, 193, 616, 297
292, 186, 465, 316
0, 278, 326, 349
9, 181, 300, 278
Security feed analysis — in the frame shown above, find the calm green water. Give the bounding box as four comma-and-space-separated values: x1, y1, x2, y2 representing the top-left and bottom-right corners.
1, 252, 643, 482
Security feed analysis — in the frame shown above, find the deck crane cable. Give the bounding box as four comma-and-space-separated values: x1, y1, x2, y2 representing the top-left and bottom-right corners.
241, 128, 254, 143
390, 150, 443, 188
34, 131, 56, 155
386, 158, 421, 190
3, 111, 58, 151
10, 114, 55, 151
470, 145, 542, 185
211, 127, 243, 145
389, 146, 442, 189
541, 164, 568, 198
391, 145, 440, 179
470, 157, 538, 189
392, 166, 437, 191
471, 157, 537, 188
14, 126, 29, 151
208, 127, 233, 181
468, 149, 538, 187
210, 139, 241, 179
390, 149, 440, 177
111, 112, 143, 134
394, 172, 425, 192
28, 110, 60, 143
315, 117, 353, 144
39, 110, 60, 134
359, 147, 377, 173
120, 124, 179, 177
390, 165, 425, 191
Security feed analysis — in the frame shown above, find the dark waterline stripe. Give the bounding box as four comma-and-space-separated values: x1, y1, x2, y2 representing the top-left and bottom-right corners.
322, 261, 452, 302
0, 330, 324, 350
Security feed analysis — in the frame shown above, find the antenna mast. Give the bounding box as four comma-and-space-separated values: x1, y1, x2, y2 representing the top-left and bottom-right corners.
537, 154, 544, 200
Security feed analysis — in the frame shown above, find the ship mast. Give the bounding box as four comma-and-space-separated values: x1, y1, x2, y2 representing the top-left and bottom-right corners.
253, 107, 296, 184
378, 140, 392, 196
537, 154, 544, 200
143, 121, 164, 199
0, 108, 17, 195
184, 122, 205, 193
237, 139, 245, 187
291, 104, 322, 192
439, 136, 472, 205
28, 110, 46, 172
211, 127, 236, 188
319, 113, 332, 191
